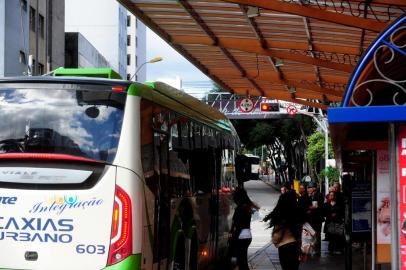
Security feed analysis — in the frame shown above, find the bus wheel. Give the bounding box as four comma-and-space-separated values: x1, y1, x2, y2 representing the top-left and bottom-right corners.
189, 234, 198, 270
173, 236, 186, 270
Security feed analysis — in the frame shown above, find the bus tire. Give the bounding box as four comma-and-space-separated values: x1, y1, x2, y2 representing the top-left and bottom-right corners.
173, 235, 186, 270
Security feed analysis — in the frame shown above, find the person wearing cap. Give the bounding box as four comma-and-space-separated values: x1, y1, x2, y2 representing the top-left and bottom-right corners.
306, 181, 324, 256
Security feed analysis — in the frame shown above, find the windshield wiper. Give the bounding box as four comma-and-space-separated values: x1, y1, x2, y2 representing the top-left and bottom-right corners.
0, 138, 25, 153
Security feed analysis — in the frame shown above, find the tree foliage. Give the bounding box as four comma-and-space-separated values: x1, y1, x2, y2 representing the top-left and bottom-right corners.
232, 115, 316, 182
319, 166, 340, 185
306, 131, 334, 167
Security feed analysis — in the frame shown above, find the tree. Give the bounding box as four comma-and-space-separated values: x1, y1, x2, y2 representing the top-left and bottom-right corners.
319, 166, 340, 185
232, 115, 316, 183
306, 131, 334, 182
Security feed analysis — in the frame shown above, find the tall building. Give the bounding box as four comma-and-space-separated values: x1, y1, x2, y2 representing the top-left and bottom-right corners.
65, 32, 110, 69
126, 13, 146, 82
0, 0, 64, 77
65, 0, 131, 79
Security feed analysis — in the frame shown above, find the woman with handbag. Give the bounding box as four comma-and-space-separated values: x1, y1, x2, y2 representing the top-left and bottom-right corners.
229, 188, 259, 270
324, 191, 345, 254
263, 182, 302, 270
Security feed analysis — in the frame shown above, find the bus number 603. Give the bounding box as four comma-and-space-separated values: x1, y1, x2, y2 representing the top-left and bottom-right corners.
76, 244, 106, 255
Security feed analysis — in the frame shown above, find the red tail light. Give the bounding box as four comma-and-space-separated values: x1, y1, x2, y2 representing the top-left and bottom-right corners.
108, 185, 132, 265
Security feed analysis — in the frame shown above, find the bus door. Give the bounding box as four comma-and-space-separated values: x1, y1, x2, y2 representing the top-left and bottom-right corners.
153, 129, 171, 269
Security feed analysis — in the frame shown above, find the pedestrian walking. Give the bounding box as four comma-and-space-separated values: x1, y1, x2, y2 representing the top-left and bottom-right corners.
324, 191, 345, 254
229, 188, 259, 270
306, 182, 324, 256
298, 183, 311, 222
263, 182, 301, 270
332, 182, 344, 206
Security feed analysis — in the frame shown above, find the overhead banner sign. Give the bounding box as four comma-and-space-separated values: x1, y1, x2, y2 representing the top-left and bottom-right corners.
398, 126, 406, 268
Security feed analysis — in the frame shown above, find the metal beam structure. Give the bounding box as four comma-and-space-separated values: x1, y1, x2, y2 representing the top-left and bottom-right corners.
221, 0, 388, 32
178, 0, 266, 96
119, 0, 405, 108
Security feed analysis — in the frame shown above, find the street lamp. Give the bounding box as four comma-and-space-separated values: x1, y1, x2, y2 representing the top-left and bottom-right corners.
130, 56, 163, 81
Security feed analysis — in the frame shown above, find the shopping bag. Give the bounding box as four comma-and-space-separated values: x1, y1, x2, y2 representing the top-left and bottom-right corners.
301, 223, 316, 255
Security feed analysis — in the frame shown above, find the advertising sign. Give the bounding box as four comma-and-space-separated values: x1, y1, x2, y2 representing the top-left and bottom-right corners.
351, 181, 372, 233
377, 150, 391, 244
398, 126, 406, 268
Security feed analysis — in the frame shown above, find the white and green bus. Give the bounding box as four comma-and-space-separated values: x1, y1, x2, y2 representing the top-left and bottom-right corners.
0, 68, 244, 270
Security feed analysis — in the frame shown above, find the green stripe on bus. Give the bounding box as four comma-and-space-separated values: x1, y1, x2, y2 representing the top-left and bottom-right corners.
127, 84, 138, 96
53, 68, 122, 79
103, 254, 141, 270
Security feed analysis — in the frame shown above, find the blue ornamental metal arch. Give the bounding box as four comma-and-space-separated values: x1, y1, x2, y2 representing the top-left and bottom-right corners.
329, 14, 406, 123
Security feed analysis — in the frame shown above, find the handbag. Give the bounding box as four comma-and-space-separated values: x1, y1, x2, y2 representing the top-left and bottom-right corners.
326, 222, 344, 235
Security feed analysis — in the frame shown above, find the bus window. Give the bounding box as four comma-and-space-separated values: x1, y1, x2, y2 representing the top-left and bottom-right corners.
194, 123, 202, 149
169, 113, 191, 197
208, 128, 217, 148
169, 121, 179, 151
141, 100, 154, 181
179, 118, 190, 150
0, 85, 125, 164
202, 126, 209, 149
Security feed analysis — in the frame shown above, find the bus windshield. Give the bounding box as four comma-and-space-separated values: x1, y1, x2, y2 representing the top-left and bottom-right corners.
0, 83, 126, 163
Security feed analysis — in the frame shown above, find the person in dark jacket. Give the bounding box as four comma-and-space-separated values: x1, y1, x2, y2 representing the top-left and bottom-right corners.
306, 182, 324, 255
230, 188, 259, 270
263, 182, 301, 270
324, 191, 345, 253
298, 183, 311, 223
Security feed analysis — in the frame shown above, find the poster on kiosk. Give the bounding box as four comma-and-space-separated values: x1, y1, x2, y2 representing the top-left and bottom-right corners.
398, 126, 406, 268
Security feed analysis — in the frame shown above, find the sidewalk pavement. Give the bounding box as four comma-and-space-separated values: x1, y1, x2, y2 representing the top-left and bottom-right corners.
248, 238, 345, 270
259, 175, 281, 192
250, 176, 345, 270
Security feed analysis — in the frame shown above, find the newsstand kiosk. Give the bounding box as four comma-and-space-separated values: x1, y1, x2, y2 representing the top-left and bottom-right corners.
328, 14, 406, 270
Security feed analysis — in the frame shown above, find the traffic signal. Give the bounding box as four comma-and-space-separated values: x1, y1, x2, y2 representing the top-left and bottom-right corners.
260, 102, 279, 112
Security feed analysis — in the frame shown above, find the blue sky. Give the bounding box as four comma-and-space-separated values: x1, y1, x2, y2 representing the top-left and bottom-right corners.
146, 29, 210, 83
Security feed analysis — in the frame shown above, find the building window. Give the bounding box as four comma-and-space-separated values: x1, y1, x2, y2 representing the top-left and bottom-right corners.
135, 37, 138, 48
127, 15, 131, 27
39, 14, 45, 38
21, 0, 27, 12
135, 56, 138, 67
19, 51, 26, 64
127, 35, 131, 46
136, 18, 138, 29
127, 74, 131, 80
29, 7, 35, 32
127, 54, 131, 66
38, 63, 44, 75
32, 59, 36, 74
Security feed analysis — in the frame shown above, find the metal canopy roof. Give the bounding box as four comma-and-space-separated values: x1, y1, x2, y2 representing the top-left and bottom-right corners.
119, 0, 406, 109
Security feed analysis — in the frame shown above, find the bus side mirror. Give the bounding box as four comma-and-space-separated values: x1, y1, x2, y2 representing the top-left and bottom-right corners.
235, 154, 250, 183
236, 154, 261, 183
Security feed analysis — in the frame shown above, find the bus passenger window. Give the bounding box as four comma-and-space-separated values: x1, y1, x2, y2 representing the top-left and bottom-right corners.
180, 119, 190, 150
194, 124, 202, 149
